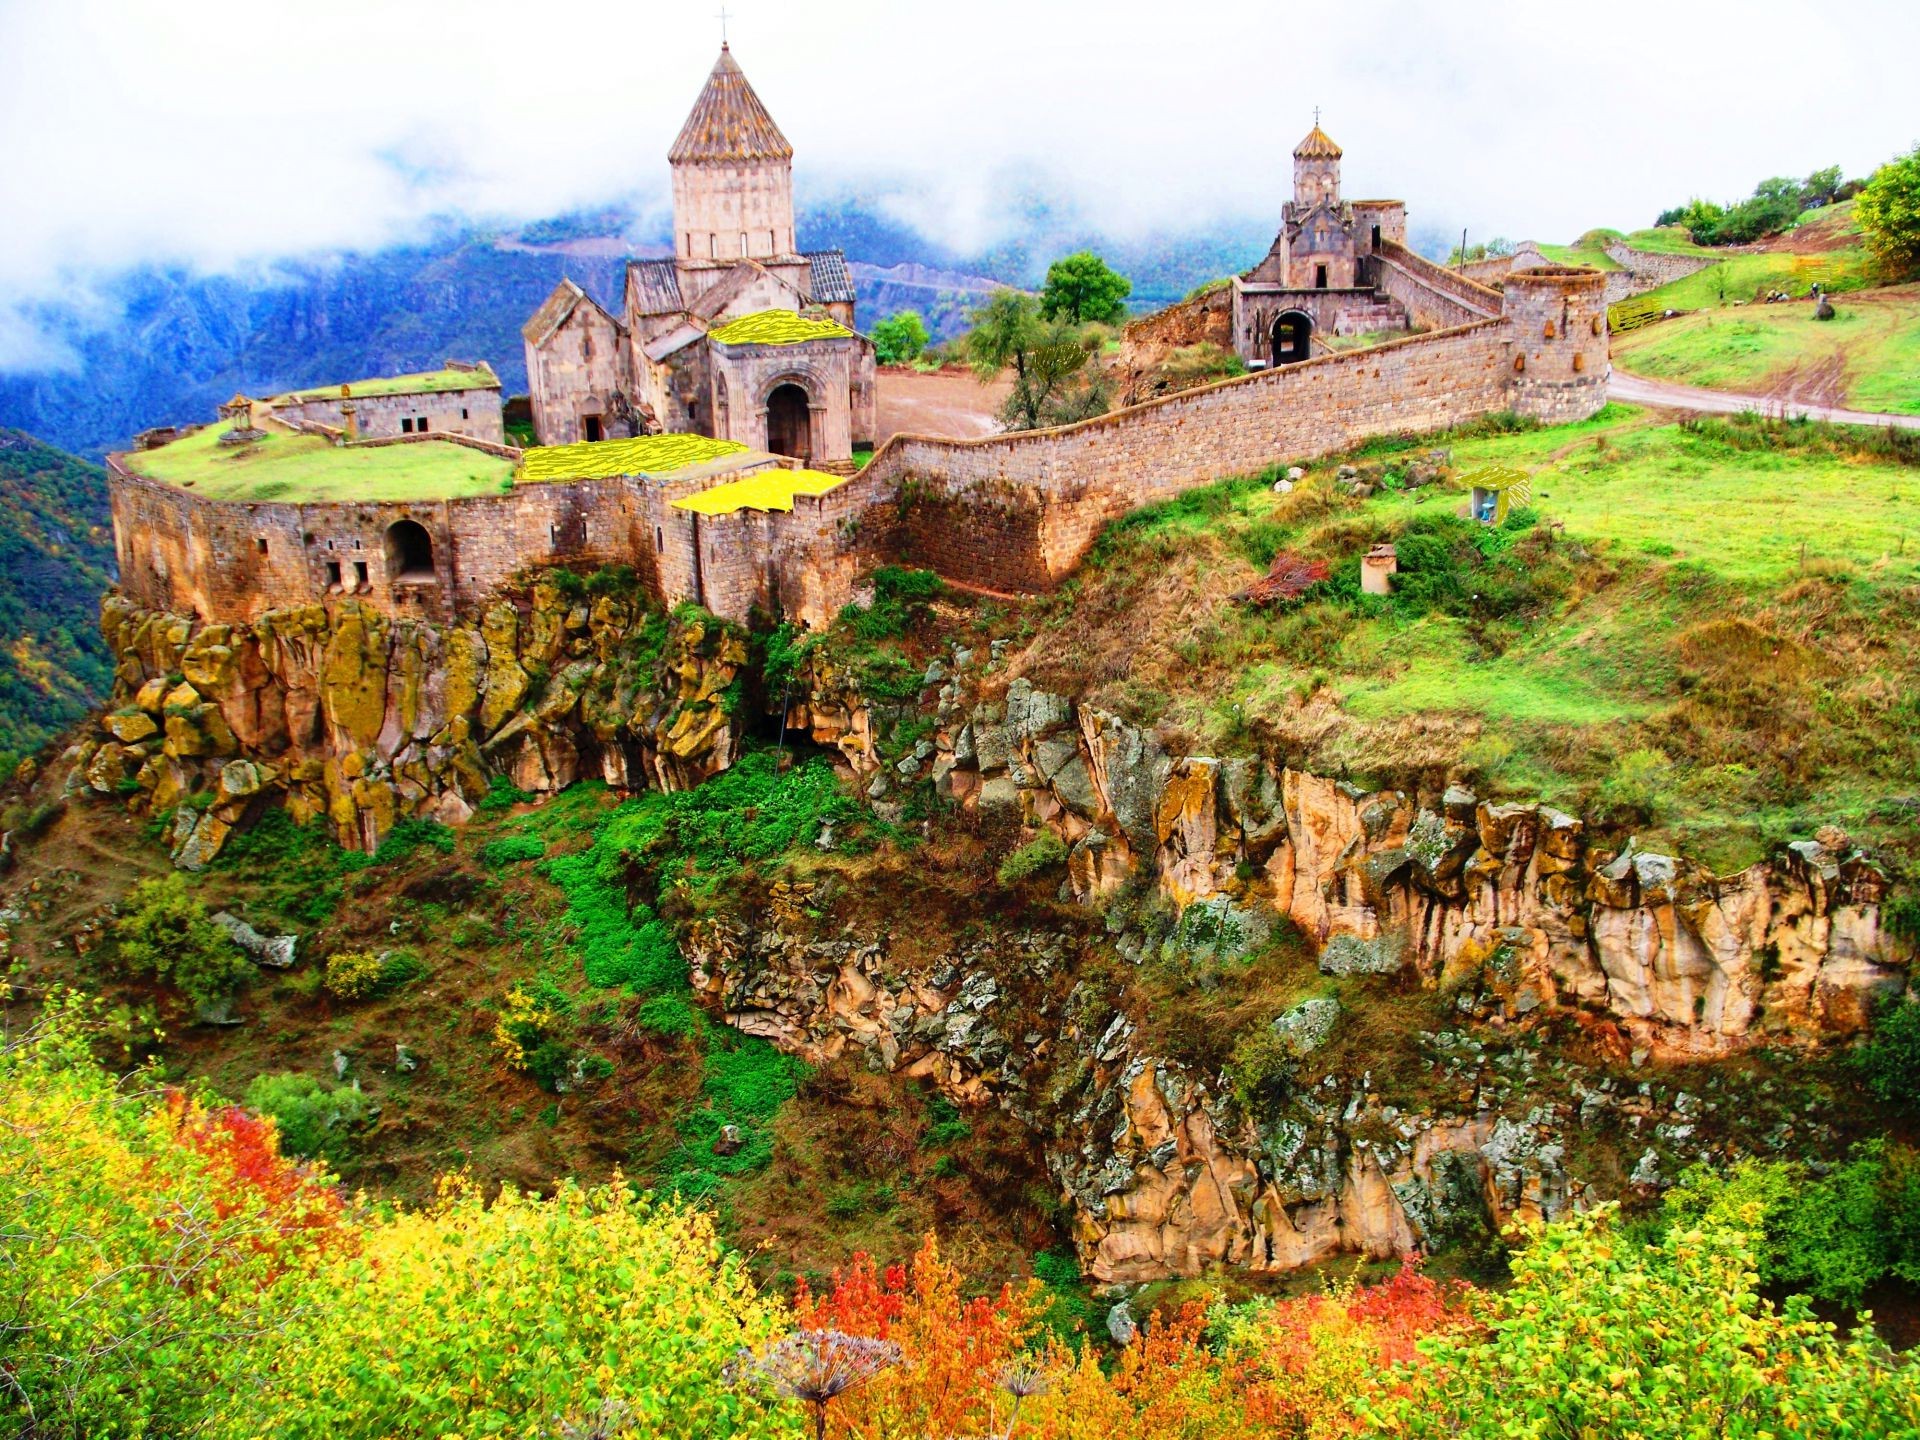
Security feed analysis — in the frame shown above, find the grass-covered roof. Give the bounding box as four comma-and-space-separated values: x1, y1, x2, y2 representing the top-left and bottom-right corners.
279, 366, 499, 402
708, 309, 853, 347
517, 434, 750, 483
124, 425, 513, 502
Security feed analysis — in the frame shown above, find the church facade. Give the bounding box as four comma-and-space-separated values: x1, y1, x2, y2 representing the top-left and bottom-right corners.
522, 45, 875, 470
1230, 123, 1430, 368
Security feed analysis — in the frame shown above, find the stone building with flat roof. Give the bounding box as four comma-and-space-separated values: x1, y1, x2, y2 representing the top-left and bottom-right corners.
523, 45, 874, 469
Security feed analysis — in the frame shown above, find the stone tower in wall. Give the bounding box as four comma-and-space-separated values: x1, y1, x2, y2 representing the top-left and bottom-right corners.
668, 43, 798, 302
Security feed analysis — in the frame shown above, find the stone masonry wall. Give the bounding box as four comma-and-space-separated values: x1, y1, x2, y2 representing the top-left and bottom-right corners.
277, 387, 504, 445
856, 322, 1514, 595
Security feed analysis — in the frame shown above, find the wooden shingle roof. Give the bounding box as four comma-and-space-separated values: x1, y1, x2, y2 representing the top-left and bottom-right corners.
668, 45, 793, 165
1293, 124, 1342, 159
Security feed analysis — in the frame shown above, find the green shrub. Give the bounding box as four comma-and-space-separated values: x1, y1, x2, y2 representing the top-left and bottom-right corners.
635, 993, 702, 1038
243, 1073, 371, 1163
1856, 995, 1920, 1114
998, 831, 1068, 887
322, 949, 424, 1001
112, 875, 252, 1013
481, 834, 547, 868
921, 1092, 973, 1147
841, 565, 945, 642
323, 951, 386, 1001
1664, 1144, 1920, 1307
1598, 748, 1674, 823
476, 774, 535, 813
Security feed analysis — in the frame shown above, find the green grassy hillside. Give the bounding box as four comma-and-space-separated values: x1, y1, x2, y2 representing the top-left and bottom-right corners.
0, 431, 115, 769
1017, 405, 1920, 873
1615, 283, 1920, 412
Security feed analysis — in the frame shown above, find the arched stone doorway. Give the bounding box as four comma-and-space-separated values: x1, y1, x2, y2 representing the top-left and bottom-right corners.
1272, 311, 1313, 365
765, 382, 812, 462
384, 519, 435, 580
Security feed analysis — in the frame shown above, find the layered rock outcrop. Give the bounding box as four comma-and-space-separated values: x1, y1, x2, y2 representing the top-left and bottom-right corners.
740, 658, 1908, 1282
80, 585, 746, 863
831, 670, 1904, 1055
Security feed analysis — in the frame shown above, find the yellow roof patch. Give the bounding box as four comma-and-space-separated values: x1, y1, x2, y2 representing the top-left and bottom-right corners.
708, 309, 854, 346
518, 433, 749, 483
673, 468, 848, 516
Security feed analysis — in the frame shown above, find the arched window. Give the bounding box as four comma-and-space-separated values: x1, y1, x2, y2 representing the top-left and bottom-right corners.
384, 519, 435, 581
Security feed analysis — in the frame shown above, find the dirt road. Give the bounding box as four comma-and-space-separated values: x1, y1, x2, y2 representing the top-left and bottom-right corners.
1609, 371, 1920, 430
874, 368, 1009, 445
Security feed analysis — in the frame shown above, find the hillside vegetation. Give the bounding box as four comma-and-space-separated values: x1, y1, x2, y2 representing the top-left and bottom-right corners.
0, 430, 115, 770
1014, 405, 1920, 872
9, 936, 1920, 1437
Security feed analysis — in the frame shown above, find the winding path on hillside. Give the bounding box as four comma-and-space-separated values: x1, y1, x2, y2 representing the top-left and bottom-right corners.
1610, 371, 1920, 430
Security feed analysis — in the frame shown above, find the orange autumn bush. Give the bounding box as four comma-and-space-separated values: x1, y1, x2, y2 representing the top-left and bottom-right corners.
794, 1236, 1044, 1439
1220, 1259, 1473, 1439
790, 1238, 1472, 1440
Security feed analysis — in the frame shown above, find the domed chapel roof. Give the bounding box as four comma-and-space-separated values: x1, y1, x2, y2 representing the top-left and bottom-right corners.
668, 44, 793, 165
1293, 124, 1342, 159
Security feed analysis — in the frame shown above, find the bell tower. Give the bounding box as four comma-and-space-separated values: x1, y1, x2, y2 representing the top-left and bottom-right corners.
1292, 113, 1342, 209
668, 44, 798, 270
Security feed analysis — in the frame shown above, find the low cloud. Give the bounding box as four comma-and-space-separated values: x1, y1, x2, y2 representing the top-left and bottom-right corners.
1, 0, 1914, 370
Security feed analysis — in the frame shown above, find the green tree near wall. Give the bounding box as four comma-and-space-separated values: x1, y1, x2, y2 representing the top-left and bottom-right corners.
1039, 250, 1133, 325
965, 290, 1111, 433
870, 310, 930, 365
1858, 143, 1920, 276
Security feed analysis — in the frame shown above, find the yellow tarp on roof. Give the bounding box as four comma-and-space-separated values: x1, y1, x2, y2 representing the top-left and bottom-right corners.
673, 468, 848, 516
708, 309, 853, 346
518, 434, 749, 482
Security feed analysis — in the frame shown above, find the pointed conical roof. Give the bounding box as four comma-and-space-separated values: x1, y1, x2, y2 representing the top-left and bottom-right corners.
668, 45, 793, 165
1293, 124, 1342, 160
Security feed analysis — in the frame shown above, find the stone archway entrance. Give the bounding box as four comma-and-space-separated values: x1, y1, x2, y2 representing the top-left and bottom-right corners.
1272, 311, 1313, 365
384, 519, 435, 580
765, 383, 812, 462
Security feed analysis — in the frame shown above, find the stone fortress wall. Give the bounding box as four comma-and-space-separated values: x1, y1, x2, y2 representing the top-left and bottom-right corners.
1463, 240, 1720, 306
107, 261, 1609, 633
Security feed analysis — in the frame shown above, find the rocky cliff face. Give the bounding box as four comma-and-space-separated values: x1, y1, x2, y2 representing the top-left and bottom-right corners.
808, 663, 1902, 1055
79, 584, 745, 864
739, 649, 1907, 1282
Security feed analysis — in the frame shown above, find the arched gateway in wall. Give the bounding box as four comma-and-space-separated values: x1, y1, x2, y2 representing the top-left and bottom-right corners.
384, 520, 435, 581
1271, 310, 1313, 365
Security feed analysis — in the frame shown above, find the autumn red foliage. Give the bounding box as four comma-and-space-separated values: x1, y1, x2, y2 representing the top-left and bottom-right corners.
1240, 550, 1333, 605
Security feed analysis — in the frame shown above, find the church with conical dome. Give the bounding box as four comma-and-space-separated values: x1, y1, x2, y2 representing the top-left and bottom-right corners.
521, 45, 874, 469
1229, 120, 1439, 369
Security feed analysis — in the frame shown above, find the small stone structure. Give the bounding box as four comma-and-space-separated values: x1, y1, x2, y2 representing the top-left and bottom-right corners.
1360, 543, 1397, 595
268, 362, 504, 444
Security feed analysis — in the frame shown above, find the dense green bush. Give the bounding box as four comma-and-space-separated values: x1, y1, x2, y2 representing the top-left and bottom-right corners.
112, 875, 253, 1013
1857, 995, 1920, 1114
998, 831, 1067, 886
321, 948, 425, 1001
480, 833, 546, 868
871, 309, 930, 365
842, 564, 946, 643
244, 1072, 372, 1163
1663, 1145, 1920, 1306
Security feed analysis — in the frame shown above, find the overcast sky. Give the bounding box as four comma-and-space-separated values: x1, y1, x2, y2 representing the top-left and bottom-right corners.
2, 0, 1914, 370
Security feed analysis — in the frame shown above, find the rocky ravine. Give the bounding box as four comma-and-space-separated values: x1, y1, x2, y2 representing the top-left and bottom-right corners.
52, 600, 1911, 1284
682, 647, 1905, 1282
75, 585, 745, 865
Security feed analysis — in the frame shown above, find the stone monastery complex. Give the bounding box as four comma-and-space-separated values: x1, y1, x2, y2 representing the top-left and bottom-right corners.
106, 44, 1610, 637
